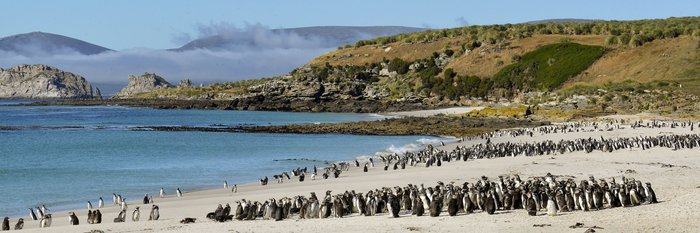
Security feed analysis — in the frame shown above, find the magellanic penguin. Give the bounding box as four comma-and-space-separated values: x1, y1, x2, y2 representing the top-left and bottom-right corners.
2, 217, 9, 231
546, 191, 558, 216
176, 188, 183, 197
13, 218, 23, 230
87, 201, 93, 210
69, 212, 79, 225
485, 190, 496, 215
387, 194, 400, 218
39, 214, 52, 228
114, 210, 126, 223
160, 188, 165, 198
149, 205, 160, 220
447, 192, 459, 216
644, 182, 658, 203
87, 210, 94, 224
526, 195, 537, 216
132, 207, 140, 222
95, 210, 102, 224
98, 197, 104, 208
28, 208, 38, 221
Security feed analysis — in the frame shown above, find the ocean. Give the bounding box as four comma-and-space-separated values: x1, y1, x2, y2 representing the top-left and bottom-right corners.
0, 101, 443, 217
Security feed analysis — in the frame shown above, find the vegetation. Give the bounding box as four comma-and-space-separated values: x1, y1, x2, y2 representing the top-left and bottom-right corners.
354, 17, 700, 48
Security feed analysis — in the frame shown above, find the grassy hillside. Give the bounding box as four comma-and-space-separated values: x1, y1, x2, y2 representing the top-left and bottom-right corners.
492, 43, 605, 92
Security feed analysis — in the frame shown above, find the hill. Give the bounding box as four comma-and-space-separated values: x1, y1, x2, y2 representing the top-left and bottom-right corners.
115, 17, 700, 117
0, 31, 113, 56
172, 26, 426, 51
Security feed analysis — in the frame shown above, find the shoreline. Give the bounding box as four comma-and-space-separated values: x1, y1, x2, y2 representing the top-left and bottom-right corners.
14, 118, 700, 232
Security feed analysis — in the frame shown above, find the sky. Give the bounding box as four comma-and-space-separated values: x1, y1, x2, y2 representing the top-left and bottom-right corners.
0, 0, 697, 89
1, 0, 697, 50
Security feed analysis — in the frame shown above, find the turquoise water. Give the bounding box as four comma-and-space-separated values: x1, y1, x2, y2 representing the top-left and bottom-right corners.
0, 102, 440, 217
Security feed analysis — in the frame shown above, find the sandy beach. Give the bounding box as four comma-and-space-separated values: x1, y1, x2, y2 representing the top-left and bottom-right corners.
14, 118, 700, 233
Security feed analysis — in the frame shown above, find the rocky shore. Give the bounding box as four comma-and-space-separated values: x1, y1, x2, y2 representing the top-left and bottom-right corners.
135, 116, 547, 137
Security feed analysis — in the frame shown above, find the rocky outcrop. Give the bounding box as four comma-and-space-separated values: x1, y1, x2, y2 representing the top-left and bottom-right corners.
0, 64, 97, 99
113, 73, 173, 98
178, 79, 192, 87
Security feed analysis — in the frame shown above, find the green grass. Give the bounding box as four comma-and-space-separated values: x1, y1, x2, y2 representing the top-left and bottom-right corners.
492, 42, 605, 91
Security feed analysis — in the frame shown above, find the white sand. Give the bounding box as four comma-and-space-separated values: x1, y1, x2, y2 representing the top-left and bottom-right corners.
385, 106, 484, 117
16, 122, 700, 233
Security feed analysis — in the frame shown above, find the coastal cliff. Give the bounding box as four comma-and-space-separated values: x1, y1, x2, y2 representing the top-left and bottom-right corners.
112, 72, 173, 98
0, 64, 99, 99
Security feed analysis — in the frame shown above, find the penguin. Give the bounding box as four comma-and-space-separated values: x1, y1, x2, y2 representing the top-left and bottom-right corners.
644, 182, 658, 203
87, 210, 94, 224
13, 218, 23, 230
429, 194, 442, 217
143, 194, 150, 204
363, 164, 368, 173
414, 198, 425, 216
69, 212, 79, 225
2, 217, 9, 231
121, 198, 128, 211
447, 193, 459, 216
149, 205, 160, 220
39, 214, 52, 228
114, 210, 126, 223
113, 193, 118, 205
160, 188, 165, 198
41, 205, 49, 215
132, 207, 140, 222
275, 200, 284, 221
176, 188, 183, 197
232, 184, 238, 193
98, 197, 105, 208
546, 191, 557, 216
87, 201, 93, 210
526, 196, 537, 216
95, 210, 102, 224
462, 191, 474, 214
35, 207, 44, 219
28, 208, 37, 221
485, 190, 496, 215
388, 194, 400, 218
224, 181, 229, 190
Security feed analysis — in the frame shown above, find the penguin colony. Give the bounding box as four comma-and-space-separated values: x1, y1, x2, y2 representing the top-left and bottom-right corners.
206, 173, 658, 222
2, 120, 686, 228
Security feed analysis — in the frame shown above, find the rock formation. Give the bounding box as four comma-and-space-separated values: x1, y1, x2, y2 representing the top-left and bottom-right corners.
113, 73, 173, 98
178, 79, 192, 87
0, 64, 97, 99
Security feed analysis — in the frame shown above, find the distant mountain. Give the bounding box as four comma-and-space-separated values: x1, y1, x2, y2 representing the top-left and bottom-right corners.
0, 31, 113, 56
524, 18, 600, 24
172, 26, 426, 51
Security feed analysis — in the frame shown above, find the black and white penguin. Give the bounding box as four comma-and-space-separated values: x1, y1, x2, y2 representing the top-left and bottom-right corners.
98, 197, 104, 208
447, 193, 459, 216
87, 201, 93, 210
143, 194, 150, 204
388, 194, 400, 218
87, 210, 94, 224
414, 198, 425, 216
485, 190, 496, 215
644, 182, 658, 203
176, 188, 183, 197
149, 205, 160, 220
28, 208, 37, 221
232, 184, 238, 193
224, 181, 228, 190
363, 164, 368, 172
429, 193, 442, 217
160, 188, 165, 198
69, 212, 79, 225
546, 191, 557, 216
462, 191, 474, 214
132, 207, 140, 222
13, 218, 23, 230
526, 195, 537, 216
114, 210, 126, 223
275, 200, 284, 221
95, 210, 102, 224
2, 217, 9, 231
39, 214, 52, 228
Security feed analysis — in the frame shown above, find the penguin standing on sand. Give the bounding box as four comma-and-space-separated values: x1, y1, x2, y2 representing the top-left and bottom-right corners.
224, 181, 228, 190
87, 210, 94, 224
485, 190, 496, 215
645, 182, 658, 203
546, 191, 558, 216
112, 193, 118, 205
132, 207, 140, 222
13, 218, 23, 230
232, 184, 238, 193
526, 195, 537, 216
2, 217, 9, 231
149, 205, 160, 220
160, 188, 165, 198
95, 210, 102, 224
387, 194, 400, 218
363, 164, 368, 173
39, 214, 51, 228
87, 201, 93, 210
68, 212, 79, 225
98, 197, 104, 208
143, 194, 150, 204
28, 208, 37, 221
176, 188, 183, 197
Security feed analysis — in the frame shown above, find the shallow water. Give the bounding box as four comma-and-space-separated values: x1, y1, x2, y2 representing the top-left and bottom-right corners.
0, 102, 440, 217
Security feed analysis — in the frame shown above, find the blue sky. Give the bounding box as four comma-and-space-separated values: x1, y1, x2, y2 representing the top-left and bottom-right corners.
1, 0, 697, 50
